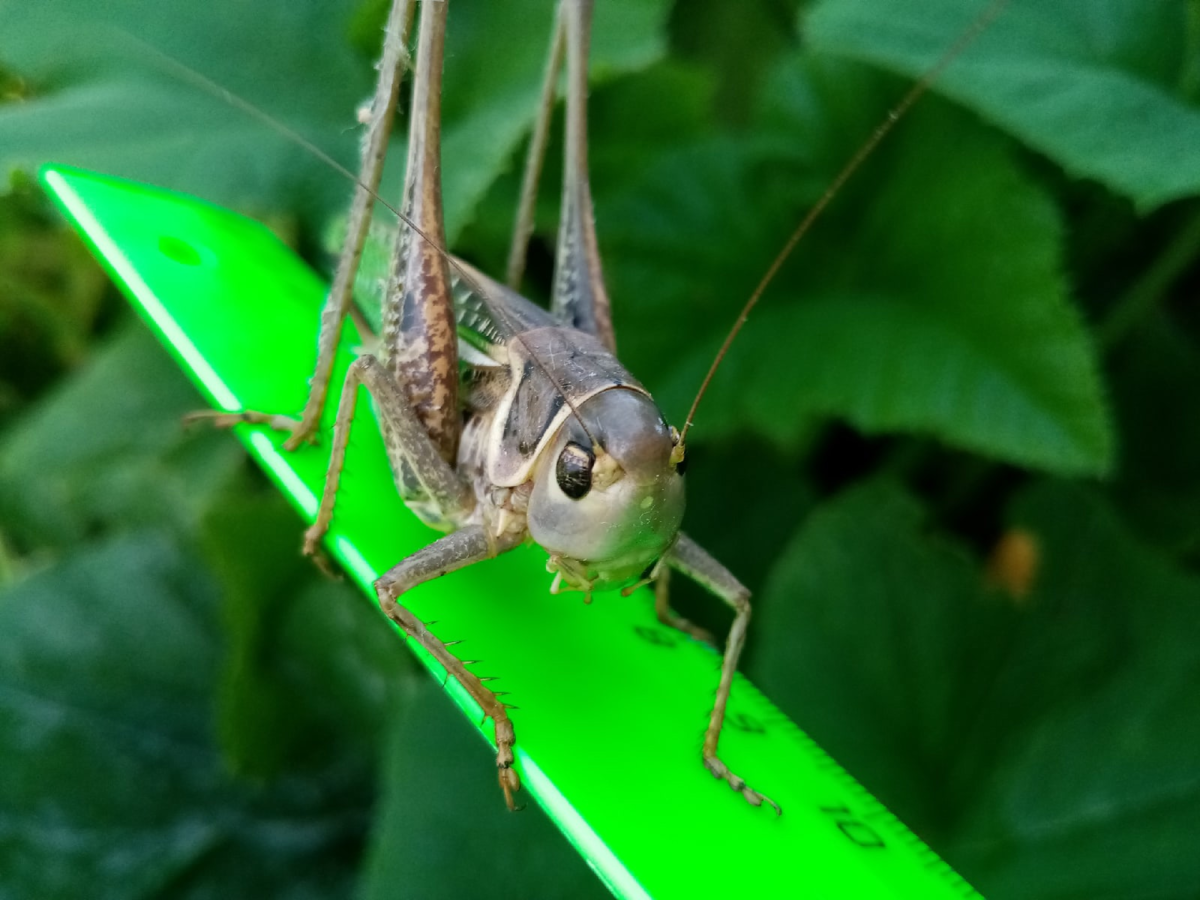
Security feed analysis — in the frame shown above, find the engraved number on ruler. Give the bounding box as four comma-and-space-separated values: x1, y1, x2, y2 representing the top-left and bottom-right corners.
820, 806, 887, 849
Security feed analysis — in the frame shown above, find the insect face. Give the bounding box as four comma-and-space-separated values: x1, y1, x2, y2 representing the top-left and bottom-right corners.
527, 388, 685, 593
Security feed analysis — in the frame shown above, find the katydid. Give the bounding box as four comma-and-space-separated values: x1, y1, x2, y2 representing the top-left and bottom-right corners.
193, 0, 1007, 814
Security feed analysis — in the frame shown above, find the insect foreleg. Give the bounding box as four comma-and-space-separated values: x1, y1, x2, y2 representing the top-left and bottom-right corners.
666, 533, 780, 814
303, 354, 473, 556
375, 524, 526, 810
652, 565, 714, 645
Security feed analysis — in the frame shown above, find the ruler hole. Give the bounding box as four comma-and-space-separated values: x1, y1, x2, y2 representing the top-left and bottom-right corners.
159, 234, 204, 267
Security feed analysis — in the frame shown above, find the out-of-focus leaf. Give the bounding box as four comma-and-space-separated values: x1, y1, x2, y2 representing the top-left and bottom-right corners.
200, 491, 416, 777
807, 0, 1200, 210
0, 0, 370, 222
0, 533, 371, 899
1106, 313, 1200, 555
359, 681, 612, 900
201, 492, 331, 778
0, 185, 111, 423
752, 480, 1008, 829
433, 0, 670, 241
0, 0, 670, 240
754, 479, 1200, 899
949, 482, 1200, 899
0, 322, 242, 548
603, 59, 1111, 476
456, 58, 719, 276
668, 0, 802, 126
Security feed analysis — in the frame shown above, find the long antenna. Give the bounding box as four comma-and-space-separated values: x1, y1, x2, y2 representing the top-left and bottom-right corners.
676, 0, 1009, 448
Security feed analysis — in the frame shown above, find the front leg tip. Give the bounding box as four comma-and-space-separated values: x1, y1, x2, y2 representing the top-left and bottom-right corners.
704, 755, 781, 815
302, 525, 324, 558
494, 716, 522, 810
499, 764, 523, 811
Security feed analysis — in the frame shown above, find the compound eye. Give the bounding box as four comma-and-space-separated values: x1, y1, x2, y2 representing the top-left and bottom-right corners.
556, 441, 595, 500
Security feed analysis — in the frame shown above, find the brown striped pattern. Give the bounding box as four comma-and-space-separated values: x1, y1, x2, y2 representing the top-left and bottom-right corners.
380, 0, 459, 466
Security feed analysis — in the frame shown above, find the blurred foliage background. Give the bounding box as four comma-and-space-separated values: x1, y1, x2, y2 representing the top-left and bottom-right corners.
2, 0, 1200, 897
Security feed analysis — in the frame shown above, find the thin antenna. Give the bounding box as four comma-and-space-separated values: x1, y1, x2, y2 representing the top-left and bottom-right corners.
676, 0, 1009, 448
120, 28, 601, 446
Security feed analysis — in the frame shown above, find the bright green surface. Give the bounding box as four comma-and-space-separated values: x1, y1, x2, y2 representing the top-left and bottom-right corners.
40, 163, 982, 900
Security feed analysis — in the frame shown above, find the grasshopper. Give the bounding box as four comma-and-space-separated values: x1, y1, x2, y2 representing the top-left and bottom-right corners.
200, 0, 773, 812
196, 0, 1005, 814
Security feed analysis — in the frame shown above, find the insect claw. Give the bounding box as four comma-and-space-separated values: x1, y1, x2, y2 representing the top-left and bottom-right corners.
443, 639, 465, 646
501, 703, 520, 710
478, 676, 500, 682
499, 766, 522, 811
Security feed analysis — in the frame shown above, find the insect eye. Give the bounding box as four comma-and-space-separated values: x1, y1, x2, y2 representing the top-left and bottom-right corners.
556, 442, 594, 499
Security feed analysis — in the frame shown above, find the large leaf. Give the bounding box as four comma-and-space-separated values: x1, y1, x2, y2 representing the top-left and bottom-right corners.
0, 0, 670, 240
602, 58, 1112, 476
806, 0, 1200, 210
751, 481, 1008, 832
360, 684, 613, 900
1106, 313, 1200, 554
753, 480, 1200, 899
0, 322, 243, 549
950, 482, 1200, 899
0, 0, 371, 222
0, 533, 372, 898
197, 490, 414, 778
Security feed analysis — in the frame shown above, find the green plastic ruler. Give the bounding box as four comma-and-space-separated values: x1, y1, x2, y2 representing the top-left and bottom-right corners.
40, 163, 982, 900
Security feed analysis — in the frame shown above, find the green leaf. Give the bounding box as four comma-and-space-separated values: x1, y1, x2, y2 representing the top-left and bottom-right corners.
949, 482, 1200, 899
751, 481, 1007, 831
0, 322, 243, 548
200, 490, 416, 777
404, 0, 672, 241
0, 533, 371, 898
459, 58, 719, 269
753, 479, 1200, 898
806, 0, 1200, 210
0, 0, 373, 221
1106, 313, 1200, 555
359, 683, 613, 900
0, 183, 111, 425
603, 59, 1112, 475
0, 0, 671, 240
